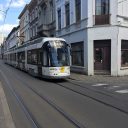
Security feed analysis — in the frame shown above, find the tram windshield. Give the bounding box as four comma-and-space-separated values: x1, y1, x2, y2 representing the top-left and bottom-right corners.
49, 40, 70, 67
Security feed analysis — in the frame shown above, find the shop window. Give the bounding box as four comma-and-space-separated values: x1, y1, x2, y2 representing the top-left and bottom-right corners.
121, 40, 128, 67
71, 42, 84, 66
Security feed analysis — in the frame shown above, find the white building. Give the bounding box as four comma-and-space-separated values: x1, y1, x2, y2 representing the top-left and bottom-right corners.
5, 26, 20, 51
56, 0, 128, 76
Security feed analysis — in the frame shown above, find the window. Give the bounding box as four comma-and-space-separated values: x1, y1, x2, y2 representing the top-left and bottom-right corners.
35, 8, 38, 18
71, 42, 84, 66
50, 1, 54, 22
18, 52, 25, 62
27, 51, 31, 64
42, 4, 47, 24
27, 50, 37, 65
96, 0, 109, 15
75, 0, 81, 22
58, 9, 61, 30
121, 40, 128, 67
95, 0, 110, 25
65, 3, 70, 26
31, 51, 37, 64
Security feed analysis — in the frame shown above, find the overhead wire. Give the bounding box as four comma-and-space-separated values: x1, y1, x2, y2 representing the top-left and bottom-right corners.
1, 0, 13, 37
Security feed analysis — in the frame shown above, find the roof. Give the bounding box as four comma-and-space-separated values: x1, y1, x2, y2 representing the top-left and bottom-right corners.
18, 4, 28, 19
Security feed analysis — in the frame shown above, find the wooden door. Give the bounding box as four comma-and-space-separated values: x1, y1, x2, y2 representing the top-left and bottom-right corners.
94, 40, 111, 71
94, 47, 104, 70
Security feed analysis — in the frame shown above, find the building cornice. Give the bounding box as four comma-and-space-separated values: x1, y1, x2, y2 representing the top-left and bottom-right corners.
18, 4, 28, 19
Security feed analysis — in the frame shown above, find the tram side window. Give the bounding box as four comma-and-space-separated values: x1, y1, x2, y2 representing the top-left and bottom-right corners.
27, 51, 31, 64
37, 49, 43, 65
18, 52, 25, 62
31, 51, 37, 64
14, 53, 16, 61
27, 50, 37, 65
10, 53, 16, 61
42, 42, 51, 67
43, 50, 48, 66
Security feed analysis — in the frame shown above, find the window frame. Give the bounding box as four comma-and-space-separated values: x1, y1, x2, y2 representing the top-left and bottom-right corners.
71, 42, 84, 66
75, 0, 81, 22
27, 49, 38, 65
95, 0, 109, 15
57, 8, 61, 30
65, 2, 70, 26
121, 40, 128, 67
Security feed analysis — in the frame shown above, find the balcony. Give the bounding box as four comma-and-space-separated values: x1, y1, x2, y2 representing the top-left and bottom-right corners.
37, 21, 56, 37
94, 14, 110, 25
38, 21, 55, 31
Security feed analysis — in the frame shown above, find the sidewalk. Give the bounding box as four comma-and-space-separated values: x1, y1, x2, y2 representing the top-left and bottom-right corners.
70, 72, 128, 84
0, 82, 15, 128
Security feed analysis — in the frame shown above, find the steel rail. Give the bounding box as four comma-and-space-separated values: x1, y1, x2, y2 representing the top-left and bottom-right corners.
1, 63, 87, 128
54, 80, 128, 115
14, 74, 87, 128
0, 69, 41, 128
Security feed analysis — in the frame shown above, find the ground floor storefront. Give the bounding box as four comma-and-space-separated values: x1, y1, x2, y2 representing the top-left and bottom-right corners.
59, 26, 128, 76
87, 26, 128, 76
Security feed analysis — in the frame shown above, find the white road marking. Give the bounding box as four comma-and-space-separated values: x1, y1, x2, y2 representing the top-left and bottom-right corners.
113, 86, 120, 88
92, 83, 109, 87
116, 89, 128, 94
107, 86, 120, 90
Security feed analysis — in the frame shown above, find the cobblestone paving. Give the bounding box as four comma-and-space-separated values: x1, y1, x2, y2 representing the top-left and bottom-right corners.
70, 73, 128, 85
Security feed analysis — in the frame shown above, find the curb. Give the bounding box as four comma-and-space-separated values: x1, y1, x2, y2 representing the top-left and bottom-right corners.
0, 82, 16, 128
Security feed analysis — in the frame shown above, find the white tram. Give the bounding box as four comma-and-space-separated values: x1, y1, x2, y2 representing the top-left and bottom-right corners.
4, 37, 70, 79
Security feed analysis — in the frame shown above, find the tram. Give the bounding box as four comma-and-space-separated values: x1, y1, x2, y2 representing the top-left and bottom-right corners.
4, 37, 70, 79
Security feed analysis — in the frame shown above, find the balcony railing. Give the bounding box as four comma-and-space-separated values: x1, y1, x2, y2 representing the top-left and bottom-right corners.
94, 14, 110, 25
38, 21, 55, 31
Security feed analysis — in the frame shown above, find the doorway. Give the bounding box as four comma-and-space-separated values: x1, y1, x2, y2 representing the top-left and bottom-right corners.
94, 40, 111, 72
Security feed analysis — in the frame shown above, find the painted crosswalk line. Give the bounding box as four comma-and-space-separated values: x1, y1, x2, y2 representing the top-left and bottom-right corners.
115, 89, 128, 94
92, 83, 109, 87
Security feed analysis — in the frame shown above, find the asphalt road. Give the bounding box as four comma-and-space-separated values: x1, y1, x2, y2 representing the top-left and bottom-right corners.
0, 60, 128, 128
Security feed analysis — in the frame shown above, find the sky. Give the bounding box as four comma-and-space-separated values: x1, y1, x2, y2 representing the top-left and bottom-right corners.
0, 0, 30, 37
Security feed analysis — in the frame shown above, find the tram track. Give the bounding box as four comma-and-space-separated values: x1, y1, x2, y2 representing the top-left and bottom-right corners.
54, 80, 128, 115
0, 69, 41, 128
0, 63, 87, 128
1, 62, 128, 128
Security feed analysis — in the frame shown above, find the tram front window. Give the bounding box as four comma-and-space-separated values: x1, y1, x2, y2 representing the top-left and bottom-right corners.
49, 41, 70, 67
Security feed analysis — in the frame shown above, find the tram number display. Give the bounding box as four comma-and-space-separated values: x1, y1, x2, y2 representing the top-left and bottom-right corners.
60, 67, 65, 73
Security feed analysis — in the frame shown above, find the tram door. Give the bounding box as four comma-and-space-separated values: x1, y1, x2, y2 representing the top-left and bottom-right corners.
38, 50, 43, 76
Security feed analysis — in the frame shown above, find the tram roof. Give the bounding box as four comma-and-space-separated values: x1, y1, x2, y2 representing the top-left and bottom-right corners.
5, 37, 66, 53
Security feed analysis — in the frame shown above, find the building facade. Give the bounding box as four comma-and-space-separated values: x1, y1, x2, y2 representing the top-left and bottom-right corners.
28, 0, 38, 40
4, 26, 20, 52
18, 4, 30, 44
55, 0, 128, 76
37, 0, 56, 37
